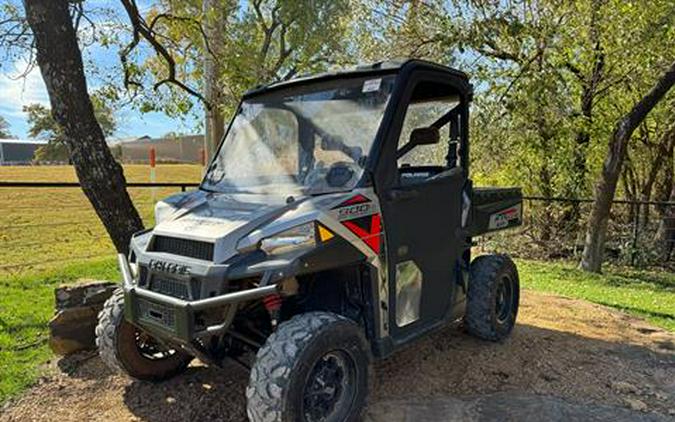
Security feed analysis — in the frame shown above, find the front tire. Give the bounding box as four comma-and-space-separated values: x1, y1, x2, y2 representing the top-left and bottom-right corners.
95, 288, 193, 381
465, 254, 520, 341
246, 312, 370, 422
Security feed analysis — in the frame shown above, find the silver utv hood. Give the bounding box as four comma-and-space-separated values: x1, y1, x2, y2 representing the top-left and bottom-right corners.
155, 191, 288, 241
144, 188, 373, 265
151, 190, 302, 263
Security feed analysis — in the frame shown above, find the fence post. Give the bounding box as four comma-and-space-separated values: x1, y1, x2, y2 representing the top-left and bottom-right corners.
149, 147, 157, 202
631, 203, 640, 266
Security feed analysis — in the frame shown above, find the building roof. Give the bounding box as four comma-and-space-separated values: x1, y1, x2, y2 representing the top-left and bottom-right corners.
106, 135, 151, 146
0, 138, 49, 145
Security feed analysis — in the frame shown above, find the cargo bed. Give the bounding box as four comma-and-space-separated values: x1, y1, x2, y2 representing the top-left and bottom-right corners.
468, 187, 523, 236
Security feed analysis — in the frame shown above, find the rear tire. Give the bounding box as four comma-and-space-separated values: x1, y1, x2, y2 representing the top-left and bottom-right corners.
246, 312, 370, 422
95, 288, 193, 381
465, 254, 519, 341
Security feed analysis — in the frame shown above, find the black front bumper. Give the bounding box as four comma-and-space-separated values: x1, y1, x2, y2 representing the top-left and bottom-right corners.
118, 254, 278, 343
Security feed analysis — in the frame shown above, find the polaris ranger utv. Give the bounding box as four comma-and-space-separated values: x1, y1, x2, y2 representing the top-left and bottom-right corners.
97, 59, 523, 421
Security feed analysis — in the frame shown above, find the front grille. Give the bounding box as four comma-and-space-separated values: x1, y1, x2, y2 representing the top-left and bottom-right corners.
137, 299, 176, 330
151, 235, 214, 261
150, 277, 190, 300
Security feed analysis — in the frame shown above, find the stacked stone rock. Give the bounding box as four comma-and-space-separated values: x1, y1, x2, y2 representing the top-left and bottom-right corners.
49, 281, 117, 355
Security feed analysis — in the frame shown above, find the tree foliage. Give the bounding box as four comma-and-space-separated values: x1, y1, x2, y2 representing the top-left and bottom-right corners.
0, 115, 11, 138
116, 0, 352, 119
24, 94, 116, 162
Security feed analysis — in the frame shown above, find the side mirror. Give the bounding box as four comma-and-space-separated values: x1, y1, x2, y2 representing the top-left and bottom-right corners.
397, 127, 440, 160
409, 127, 440, 146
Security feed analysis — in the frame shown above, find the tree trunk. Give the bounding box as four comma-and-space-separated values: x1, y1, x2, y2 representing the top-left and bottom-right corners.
580, 60, 675, 272
655, 139, 674, 204
535, 107, 555, 241
203, 0, 225, 163
655, 183, 675, 262
654, 140, 674, 261
24, 0, 144, 254
562, 3, 604, 227
640, 122, 675, 227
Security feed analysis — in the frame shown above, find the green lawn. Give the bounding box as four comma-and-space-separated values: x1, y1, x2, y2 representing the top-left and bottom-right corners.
0, 258, 119, 404
518, 260, 675, 331
0, 258, 673, 405
0, 164, 203, 275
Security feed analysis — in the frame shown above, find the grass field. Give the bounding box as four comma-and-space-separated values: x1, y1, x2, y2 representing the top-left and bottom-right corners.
0, 164, 203, 275
517, 260, 675, 331
1, 165, 673, 404
0, 258, 119, 404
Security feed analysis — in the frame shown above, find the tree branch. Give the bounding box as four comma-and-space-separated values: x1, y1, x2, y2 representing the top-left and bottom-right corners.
118, 0, 211, 109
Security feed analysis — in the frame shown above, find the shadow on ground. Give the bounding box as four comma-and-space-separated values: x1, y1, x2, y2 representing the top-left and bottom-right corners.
116, 323, 673, 422
1, 292, 673, 421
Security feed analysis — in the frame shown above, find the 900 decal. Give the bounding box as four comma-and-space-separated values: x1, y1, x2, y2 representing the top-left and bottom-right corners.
338, 202, 374, 219
332, 194, 375, 221
330, 194, 383, 254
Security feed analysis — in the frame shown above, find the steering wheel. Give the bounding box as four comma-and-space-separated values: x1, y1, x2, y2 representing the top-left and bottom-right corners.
304, 161, 360, 191
326, 161, 359, 188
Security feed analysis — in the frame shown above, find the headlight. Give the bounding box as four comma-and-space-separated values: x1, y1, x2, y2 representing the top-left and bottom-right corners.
128, 251, 139, 280
129, 262, 139, 279
260, 223, 315, 256
154, 201, 175, 224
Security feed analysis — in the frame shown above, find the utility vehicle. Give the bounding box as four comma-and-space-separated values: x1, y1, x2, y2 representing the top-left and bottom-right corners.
97, 59, 523, 422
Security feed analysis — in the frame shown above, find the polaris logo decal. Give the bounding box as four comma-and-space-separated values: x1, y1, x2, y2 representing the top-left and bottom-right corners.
488, 204, 522, 230
148, 259, 191, 275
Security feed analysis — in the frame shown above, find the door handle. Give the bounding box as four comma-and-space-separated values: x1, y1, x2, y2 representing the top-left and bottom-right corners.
388, 188, 419, 201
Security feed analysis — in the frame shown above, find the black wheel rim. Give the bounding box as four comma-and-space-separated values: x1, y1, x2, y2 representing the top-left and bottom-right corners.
134, 330, 176, 361
302, 350, 357, 422
495, 275, 514, 324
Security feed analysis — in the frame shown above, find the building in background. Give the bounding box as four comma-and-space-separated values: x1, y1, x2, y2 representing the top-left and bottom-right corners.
0, 135, 207, 165
0, 139, 48, 165
108, 134, 206, 164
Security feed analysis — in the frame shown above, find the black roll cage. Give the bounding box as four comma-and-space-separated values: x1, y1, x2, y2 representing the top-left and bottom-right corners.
200, 59, 473, 193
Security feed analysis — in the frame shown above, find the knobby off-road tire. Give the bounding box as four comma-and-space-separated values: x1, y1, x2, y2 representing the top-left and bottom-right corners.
95, 288, 192, 381
246, 312, 370, 422
465, 254, 520, 341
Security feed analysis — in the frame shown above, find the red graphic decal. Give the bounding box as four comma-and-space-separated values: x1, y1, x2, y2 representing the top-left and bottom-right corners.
342, 213, 382, 254
334, 194, 370, 209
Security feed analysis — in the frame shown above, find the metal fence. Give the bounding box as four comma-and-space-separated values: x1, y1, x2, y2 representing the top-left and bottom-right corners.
0, 181, 673, 275
478, 197, 675, 270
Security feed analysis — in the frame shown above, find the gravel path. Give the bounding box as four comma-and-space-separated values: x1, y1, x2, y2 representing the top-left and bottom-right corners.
2, 290, 674, 421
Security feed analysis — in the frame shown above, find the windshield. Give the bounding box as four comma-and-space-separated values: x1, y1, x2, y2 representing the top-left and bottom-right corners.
202, 75, 397, 195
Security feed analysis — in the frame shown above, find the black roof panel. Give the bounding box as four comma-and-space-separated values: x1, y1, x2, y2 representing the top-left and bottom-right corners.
243, 59, 470, 98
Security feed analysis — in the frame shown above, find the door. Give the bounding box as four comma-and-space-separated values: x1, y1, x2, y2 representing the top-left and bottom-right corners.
379, 78, 467, 343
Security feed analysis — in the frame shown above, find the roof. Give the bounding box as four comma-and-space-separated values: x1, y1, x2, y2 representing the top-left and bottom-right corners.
0, 138, 48, 145
106, 136, 151, 146
108, 134, 203, 147
244, 59, 470, 98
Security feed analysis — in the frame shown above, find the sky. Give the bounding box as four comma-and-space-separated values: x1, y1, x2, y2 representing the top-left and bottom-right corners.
0, 63, 191, 140
0, 0, 199, 140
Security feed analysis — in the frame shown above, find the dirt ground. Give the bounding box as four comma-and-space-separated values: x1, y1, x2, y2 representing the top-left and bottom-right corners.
1, 290, 674, 421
